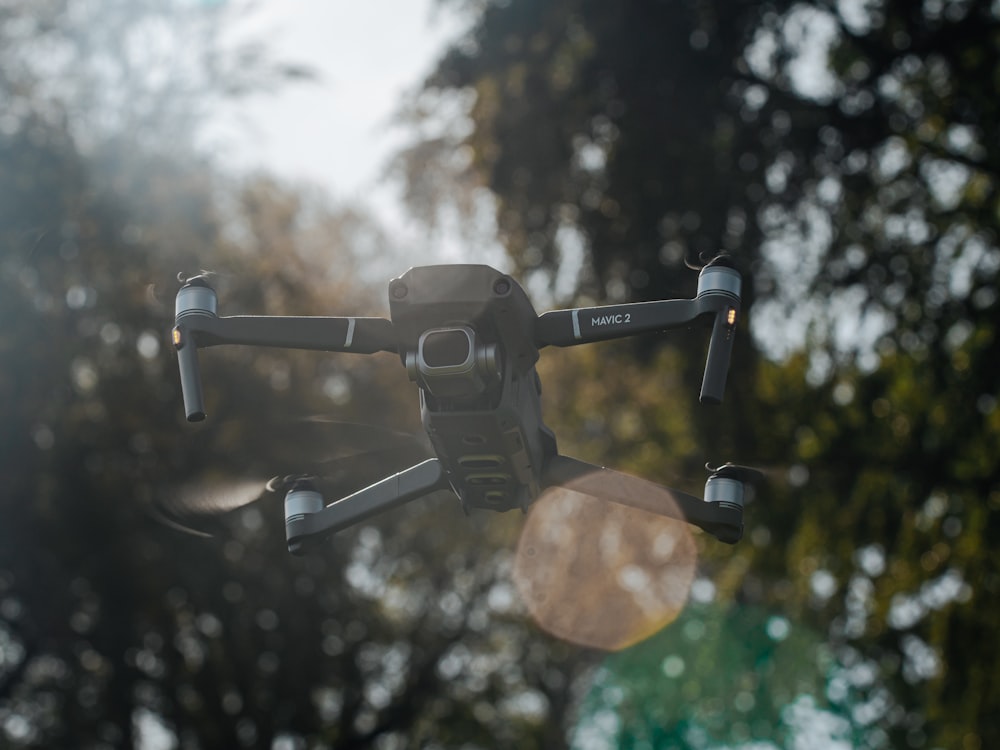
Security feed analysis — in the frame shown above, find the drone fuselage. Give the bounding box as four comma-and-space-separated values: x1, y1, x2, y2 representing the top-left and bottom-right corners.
388, 265, 557, 512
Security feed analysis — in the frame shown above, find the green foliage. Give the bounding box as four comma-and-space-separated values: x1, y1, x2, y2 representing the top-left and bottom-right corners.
0, 121, 588, 746
0, 4, 589, 748
573, 603, 873, 749
4, 0, 1000, 747
411, 0, 1000, 747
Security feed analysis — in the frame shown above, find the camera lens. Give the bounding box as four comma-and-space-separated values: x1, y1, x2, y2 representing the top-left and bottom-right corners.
422, 329, 472, 368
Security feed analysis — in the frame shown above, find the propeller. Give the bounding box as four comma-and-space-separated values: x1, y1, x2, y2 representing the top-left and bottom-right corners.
295, 415, 429, 455
151, 419, 431, 538
150, 476, 273, 538
176, 270, 218, 285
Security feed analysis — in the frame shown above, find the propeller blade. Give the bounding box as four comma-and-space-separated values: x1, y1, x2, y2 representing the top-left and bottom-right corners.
150, 476, 271, 538
166, 477, 270, 516
298, 415, 424, 440
150, 439, 432, 538
277, 416, 431, 462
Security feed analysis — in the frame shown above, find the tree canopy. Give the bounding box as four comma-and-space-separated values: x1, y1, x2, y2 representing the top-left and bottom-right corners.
2, 0, 999, 748
0, 3, 586, 748
398, 0, 1000, 747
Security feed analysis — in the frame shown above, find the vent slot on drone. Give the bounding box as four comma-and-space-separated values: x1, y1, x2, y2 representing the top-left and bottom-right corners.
467, 474, 510, 486
483, 491, 508, 506
459, 455, 505, 469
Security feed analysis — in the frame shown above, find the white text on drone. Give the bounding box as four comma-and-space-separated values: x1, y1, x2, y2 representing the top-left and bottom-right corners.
591, 313, 632, 327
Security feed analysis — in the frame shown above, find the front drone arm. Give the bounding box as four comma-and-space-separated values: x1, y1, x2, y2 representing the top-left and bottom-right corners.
283, 459, 452, 554
535, 297, 709, 345
535, 261, 741, 404
172, 278, 396, 421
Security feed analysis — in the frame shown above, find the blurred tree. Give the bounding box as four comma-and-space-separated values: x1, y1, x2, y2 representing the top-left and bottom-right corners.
0, 3, 595, 749
573, 603, 865, 749
402, 0, 1000, 746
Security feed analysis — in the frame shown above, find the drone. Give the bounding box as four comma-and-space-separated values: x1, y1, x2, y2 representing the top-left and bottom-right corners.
171, 258, 761, 554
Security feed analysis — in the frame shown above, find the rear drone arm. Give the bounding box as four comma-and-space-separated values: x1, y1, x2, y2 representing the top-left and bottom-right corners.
535, 261, 741, 404
172, 278, 396, 421
542, 456, 761, 544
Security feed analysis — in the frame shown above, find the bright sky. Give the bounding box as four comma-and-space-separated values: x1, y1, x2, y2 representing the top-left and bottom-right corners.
207, 1, 463, 199
201, 0, 510, 272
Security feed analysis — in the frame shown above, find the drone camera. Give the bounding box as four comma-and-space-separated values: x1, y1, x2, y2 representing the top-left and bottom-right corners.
422, 328, 472, 367
406, 326, 501, 398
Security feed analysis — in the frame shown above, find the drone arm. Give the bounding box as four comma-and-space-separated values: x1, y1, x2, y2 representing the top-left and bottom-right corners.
535, 297, 709, 347
175, 332, 207, 421
173, 278, 397, 421
178, 314, 397, 354
541, 455, 744, 544
535, 263, 741, 404
701, 304, 737, 405
284, 459, 451, 554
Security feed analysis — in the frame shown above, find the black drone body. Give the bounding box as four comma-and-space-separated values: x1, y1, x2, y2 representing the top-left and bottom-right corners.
172, 260, 758, 554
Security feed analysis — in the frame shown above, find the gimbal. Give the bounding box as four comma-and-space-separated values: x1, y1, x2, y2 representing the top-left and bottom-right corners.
172, 258, 759, 554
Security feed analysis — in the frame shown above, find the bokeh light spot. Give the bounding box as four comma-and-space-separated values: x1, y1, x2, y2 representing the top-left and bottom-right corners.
513, 480, 697, 651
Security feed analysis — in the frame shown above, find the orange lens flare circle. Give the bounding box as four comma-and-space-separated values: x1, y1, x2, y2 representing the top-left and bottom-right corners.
513, 475, 698, 652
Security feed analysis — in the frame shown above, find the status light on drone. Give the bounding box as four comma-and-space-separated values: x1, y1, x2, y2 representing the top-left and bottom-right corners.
727, 307, 737, 326
172, 328, 183, 347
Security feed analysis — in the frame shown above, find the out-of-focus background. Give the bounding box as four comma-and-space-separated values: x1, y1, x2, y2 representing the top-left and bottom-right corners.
1, 1, 997, 748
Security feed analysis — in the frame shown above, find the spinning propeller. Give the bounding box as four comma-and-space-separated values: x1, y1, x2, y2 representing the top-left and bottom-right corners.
170, 260, 760, 552
152, 418, 431, 537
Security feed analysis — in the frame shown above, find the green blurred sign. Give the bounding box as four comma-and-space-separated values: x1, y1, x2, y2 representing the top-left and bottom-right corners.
571, 603, 877, 749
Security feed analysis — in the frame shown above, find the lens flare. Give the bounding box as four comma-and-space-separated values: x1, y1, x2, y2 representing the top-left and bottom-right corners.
514, 475, 697, 651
